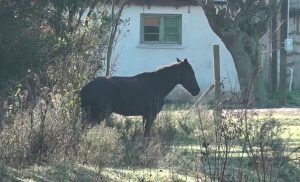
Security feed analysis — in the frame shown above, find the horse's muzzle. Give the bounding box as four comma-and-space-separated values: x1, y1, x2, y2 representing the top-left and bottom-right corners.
191, 88, 200, 96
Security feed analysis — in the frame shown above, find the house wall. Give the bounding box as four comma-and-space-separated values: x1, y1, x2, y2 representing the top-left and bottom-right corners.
112, 5, 240, 100
290, 0, 300, 12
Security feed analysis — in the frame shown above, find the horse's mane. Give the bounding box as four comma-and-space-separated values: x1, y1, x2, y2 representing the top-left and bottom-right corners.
155, 62, 180, 73
134, 62, 180, 79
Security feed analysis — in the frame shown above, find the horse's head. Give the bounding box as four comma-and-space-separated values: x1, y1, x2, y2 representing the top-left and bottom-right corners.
177, 58, 200, 96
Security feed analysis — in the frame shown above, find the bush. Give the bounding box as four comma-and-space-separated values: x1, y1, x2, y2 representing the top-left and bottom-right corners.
0, 93, 82, 166
78, 125, 124, 169
155, 111, 178, 144
0, 0, 110, 167
0, 114, 32, 166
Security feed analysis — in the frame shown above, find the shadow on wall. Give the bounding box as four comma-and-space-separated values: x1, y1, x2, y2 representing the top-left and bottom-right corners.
166, 85, 241, 106
165, 85, 200, 103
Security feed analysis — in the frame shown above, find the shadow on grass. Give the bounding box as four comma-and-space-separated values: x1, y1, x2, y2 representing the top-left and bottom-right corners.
197, 155, 300, 182
0, 162, 112, 182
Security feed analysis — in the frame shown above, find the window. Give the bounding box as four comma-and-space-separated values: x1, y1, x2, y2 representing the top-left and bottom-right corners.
141, 14, 182, 44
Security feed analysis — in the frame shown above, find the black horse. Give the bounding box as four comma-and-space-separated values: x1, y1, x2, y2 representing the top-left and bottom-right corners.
80, 58, 200, 137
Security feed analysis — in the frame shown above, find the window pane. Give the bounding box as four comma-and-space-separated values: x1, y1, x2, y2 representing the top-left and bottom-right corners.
163, 17, 180, 43
143, 16, 160, 42
164, 17, 179, 27
144, 26, 159, 34
144, 34, 159, 41
164, 26, 179, 34
144, 26, 159, 41
144, 17, 160, 26
164, 34, 179, 42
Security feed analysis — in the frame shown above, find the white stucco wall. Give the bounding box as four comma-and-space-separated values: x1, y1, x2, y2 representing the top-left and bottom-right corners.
112, 5, 240, 98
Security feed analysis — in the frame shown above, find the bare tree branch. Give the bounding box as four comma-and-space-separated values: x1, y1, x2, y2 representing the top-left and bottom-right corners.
105, 0, 128, 76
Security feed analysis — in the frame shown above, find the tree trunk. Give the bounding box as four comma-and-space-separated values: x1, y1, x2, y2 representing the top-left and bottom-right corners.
222, 31, 268, 107
201, 0, 280, 107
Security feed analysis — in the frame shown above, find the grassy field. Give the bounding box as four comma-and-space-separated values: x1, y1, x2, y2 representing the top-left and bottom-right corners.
1, 108, 300, 181
0, 162, 198, 182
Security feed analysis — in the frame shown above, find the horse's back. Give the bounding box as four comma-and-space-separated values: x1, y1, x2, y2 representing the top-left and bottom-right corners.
80, 76, 145, 106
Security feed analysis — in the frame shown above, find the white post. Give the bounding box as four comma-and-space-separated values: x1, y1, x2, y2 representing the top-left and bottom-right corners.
288, 67, 294, 92
284, 0, 293, 53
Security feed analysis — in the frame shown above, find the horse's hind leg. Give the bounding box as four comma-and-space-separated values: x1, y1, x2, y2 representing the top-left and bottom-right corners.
89, 104, 108, 125
81, 105, 91, 131
143, 114, 157, 138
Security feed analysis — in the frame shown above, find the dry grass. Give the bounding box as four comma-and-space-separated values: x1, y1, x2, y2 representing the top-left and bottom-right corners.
1, 107, 300, 181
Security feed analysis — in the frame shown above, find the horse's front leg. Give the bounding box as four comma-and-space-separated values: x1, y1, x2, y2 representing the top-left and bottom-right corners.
142, 117, 146, 131
143, 99, 163, 139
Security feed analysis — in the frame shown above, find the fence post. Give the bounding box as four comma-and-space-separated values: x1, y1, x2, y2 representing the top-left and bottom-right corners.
213, 45, 221, 108
213, 44, 223, 180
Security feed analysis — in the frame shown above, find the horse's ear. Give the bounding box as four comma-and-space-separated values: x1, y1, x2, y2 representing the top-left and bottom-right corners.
184, 58, 188, 63
177, 58, 182, 63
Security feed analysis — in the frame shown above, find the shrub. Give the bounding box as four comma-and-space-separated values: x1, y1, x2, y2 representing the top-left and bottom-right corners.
78, 125, 124, 169
0, 93, 82, 166
0, 114, 32, 166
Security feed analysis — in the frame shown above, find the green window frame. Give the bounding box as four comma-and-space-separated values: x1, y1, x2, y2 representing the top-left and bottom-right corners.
140, 14, 182, 44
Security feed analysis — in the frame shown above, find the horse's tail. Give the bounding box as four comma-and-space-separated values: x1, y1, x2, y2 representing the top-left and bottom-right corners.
79, 86, 89, 131
79, 85, 89, 110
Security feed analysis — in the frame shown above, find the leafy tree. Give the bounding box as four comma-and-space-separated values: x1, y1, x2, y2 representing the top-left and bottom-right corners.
0, 0, 113, 164
0, 0, 50, 95
0, 0, 109, 98
0, 0, 114, 127
199, 0, 281, 106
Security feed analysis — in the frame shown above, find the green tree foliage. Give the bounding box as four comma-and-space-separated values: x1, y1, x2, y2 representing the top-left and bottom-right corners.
0, 0, 50, 94
0, 0, 112, 165
0, 0, 109, 100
